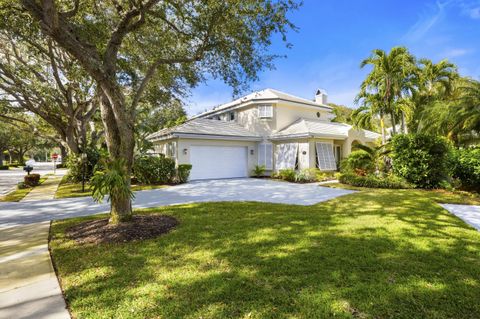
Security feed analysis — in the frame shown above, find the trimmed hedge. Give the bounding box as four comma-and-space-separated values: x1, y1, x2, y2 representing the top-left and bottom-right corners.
391, 134, 452, 188
24, 173, 41, 187
339, 173, 412, 189
452, 147, 480, 190
133, 155, 176, 184
177, 164, 192, 183
0, 165, 8, 170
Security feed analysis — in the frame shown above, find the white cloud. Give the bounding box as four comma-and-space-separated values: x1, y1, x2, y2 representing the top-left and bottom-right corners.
402, 1, 451, 42
442, 48, 473, 58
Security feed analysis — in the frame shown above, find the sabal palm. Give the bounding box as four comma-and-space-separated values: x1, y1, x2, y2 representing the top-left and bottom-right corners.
358, 47, 415, 137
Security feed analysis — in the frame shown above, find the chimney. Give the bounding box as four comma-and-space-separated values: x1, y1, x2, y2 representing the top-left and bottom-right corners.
315, 89, 328, 105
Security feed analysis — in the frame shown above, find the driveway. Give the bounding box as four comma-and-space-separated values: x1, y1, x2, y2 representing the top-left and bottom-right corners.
0, 178, 355, 227
440, 204, 480, 231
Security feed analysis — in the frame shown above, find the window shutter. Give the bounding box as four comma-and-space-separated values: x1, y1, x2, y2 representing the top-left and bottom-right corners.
258, 143, 273, 169
258, 144, 266, 167
265, 143, 273, 169
316, 142, 337, 171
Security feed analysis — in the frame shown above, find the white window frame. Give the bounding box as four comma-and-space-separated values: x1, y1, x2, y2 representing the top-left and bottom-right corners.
258, 104, 273, 119
258, 142, 273, 170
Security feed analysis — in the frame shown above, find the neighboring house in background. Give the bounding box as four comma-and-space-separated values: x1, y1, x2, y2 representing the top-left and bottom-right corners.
147, 89, 380, 180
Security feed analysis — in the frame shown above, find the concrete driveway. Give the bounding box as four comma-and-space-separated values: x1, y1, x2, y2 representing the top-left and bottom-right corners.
0, 178, 355, 227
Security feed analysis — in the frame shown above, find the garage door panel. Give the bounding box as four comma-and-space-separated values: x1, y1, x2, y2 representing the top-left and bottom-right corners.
190, 146, 248, 180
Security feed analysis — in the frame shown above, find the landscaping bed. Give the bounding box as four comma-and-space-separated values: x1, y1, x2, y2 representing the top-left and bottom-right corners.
66, 215, 178, 244
50, 189, 480, 318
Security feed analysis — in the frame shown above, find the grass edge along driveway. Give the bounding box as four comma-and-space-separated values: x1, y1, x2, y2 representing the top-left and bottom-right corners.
50, 188, 480, 319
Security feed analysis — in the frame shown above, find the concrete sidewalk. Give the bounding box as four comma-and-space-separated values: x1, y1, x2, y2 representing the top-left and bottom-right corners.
0, 222, 69, 319
21, 173, 65, 202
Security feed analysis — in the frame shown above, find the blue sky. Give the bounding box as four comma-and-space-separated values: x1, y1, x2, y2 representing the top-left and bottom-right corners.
185, 0, 480, 116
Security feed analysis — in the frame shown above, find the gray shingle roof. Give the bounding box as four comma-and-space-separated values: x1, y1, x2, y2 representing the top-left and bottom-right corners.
147, 119, 261, 141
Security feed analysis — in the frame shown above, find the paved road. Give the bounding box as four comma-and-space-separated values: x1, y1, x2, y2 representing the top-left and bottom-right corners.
0, 162, 60, 196
0, 178, 355, 227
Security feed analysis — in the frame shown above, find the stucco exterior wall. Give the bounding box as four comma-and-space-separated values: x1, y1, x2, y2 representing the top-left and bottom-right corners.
274, 102, 332, 131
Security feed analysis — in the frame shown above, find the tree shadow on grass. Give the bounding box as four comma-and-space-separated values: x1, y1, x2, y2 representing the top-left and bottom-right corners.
50, 191, 480, 318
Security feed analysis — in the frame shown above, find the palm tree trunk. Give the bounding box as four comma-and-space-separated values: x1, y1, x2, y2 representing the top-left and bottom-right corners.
390, 112, 397, 135
380, 114, 386, 144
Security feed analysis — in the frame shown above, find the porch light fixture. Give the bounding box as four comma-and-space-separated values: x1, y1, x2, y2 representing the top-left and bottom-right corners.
250, 149, 254, 155
183, 148, 188, 155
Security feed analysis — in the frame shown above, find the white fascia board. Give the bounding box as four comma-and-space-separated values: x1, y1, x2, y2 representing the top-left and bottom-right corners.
174, 133, 262, 141
269, 133, 347, 141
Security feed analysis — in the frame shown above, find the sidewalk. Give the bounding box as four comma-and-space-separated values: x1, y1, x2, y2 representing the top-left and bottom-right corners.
0, 222, 70, 319
1, 171, 70, 318
21, 173, 65, 202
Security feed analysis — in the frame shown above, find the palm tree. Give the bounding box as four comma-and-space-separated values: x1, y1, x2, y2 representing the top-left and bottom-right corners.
411, 59, 458, 132
357, 47, 416, 139
420, 77, 480, 145
352, 143, 391, 175
353, 93, 386, 142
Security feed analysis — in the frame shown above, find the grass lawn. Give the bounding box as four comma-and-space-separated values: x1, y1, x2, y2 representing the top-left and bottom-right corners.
0, 176, 49, 202
50, 188, 480, 319
55, 175, 168, 199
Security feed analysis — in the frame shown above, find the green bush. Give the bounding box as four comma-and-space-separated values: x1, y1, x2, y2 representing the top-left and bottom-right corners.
276, 169, 296, 182
24, 173, 41, 187
452, 147, 480, 190
66, 148, 101, 183
391, 134, 452, 188
0, 165, 8, 170
339, 173, 412, 189
177, 164, 192, 184
133, 155, 176, 184
293, 170, 315, 183
341, 150, 375, 175
252, 165, 266, 177
17, 181, 28, 189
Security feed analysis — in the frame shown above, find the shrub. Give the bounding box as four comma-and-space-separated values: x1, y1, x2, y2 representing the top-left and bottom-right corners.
339, 173, 412, 189
252, 165, 266, 177
293, 169, 317, 183
133, 155, 176, 184
176, 164, 192, 184
66, 148, 101, 183
24, 173, 41, 187
0, 165, 8, 170
341, 150, 375, 175
391, 134, 452, 188
17, 182, 28, 189
452, 147, 480, 190
277, 169, 296, 182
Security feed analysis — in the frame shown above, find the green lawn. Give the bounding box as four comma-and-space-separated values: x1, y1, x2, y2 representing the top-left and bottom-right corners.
55, 175, 168, 199
50, 188, 480, 319
0, 176, 49, 202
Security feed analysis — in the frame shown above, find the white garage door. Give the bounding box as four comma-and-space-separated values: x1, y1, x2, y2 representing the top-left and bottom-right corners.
190, 146, 248, 180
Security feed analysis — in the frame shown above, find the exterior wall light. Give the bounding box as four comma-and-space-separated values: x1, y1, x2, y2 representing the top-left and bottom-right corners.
250, 149, 254, 155
183, 148, 188, 155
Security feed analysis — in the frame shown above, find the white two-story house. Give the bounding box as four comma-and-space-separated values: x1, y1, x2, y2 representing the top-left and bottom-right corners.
147, 88, 380, 180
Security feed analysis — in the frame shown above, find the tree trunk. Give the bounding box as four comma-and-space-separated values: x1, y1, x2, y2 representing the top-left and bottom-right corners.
380, 113, 386, 144
400, 112, 405, 134
59, 144, 67, 162
100, 92, 134, 223
390, 112, 397, 136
